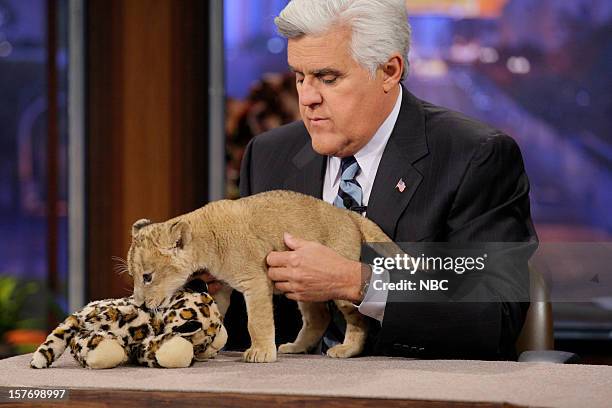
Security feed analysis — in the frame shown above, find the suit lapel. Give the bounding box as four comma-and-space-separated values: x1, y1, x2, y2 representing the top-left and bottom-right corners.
367, 87, 429, 239
283, 141, 326, 198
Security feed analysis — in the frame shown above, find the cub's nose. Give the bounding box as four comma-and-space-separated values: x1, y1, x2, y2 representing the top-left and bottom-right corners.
133, 291, 144, 305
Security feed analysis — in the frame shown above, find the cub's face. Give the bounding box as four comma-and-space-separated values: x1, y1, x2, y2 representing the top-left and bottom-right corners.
127, 219, 196, 308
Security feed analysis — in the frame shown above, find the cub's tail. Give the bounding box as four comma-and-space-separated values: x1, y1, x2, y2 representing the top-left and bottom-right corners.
348, 212, 392, 243
348, 212, 404, 259
30, 315, 80, 369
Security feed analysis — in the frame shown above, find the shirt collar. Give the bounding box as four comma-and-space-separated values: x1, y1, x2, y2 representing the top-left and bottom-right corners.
329, 85, 403, 181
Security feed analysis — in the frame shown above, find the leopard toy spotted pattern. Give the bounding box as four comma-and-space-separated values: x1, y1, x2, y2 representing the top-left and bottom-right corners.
30, 280, 227, 369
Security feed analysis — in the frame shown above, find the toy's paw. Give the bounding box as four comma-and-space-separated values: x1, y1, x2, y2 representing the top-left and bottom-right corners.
156, 337, 194, 368
278, 342, 308, 354
196, 326, 228, 361
30, 351, 51, 369
243, 344, 276, 363
326, 344, 361, 359
87, 339, 127, 369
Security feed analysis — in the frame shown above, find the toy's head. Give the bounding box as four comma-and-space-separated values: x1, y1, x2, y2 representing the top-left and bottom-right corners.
154, 279, 227, 361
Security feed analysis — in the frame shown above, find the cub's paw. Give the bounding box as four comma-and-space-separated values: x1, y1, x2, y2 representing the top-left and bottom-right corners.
243, 344, 277, 363
156, 336, 194, 368
326, 344, 361, 359
278, 342, 308, 354
87, 339, 127, 369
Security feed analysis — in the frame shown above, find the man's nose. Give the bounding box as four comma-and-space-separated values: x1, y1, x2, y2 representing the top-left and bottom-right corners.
299, 79, 323, 107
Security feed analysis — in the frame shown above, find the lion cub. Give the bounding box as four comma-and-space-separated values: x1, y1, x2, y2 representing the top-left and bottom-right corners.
127, 190, 392, 363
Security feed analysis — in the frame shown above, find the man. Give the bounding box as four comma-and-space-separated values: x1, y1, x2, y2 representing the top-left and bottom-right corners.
218, 0, 537, 360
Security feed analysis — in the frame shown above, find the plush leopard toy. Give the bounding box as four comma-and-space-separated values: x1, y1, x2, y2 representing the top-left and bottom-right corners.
30, 280, 227, 369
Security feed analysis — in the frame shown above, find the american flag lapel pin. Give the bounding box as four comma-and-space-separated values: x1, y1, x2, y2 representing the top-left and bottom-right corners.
396, 178, 406, 193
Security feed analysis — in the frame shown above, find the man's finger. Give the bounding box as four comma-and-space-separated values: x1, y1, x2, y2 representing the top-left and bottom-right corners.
267, 266, 293, 282
274, 281, 294, 293
283, 232, 307, 250
266, 250, 293, 267
200, 272, 218, 283
207, 281, 223, 295
285, 292, 308, 302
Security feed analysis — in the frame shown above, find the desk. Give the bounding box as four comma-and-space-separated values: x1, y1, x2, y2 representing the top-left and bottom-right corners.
1, 351, 611, 407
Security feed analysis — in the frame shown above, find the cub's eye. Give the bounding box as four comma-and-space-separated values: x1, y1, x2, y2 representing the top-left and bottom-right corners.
175, 238, 183, 250
143, 273, 152, 284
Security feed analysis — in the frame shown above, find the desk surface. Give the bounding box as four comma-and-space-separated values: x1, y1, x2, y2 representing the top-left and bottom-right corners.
1, 351, 611, 408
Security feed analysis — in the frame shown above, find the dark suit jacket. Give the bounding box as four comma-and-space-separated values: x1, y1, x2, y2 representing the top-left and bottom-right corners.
223, 86, 537, 360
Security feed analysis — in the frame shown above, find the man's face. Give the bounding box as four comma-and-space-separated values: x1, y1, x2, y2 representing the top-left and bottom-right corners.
288, 26, 389, 157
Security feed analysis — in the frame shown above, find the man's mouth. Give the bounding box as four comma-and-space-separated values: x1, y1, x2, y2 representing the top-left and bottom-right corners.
309, 118, 330, 128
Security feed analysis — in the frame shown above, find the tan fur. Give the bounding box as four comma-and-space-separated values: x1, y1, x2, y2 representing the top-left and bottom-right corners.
127, 190, 393, 363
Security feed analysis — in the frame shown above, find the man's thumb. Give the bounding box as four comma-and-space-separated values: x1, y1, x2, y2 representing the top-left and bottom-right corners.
283, 232, 304, 250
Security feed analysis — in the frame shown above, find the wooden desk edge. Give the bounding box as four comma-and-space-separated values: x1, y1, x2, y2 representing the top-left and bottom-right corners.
0, 386, 527, 408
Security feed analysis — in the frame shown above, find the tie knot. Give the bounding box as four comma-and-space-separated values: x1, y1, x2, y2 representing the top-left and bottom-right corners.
334, 155, 365, 213
340, 156, 359, 180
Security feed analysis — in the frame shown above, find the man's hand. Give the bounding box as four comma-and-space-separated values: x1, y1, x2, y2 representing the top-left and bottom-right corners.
198, 271, 223, 295
266, 232, 365, 302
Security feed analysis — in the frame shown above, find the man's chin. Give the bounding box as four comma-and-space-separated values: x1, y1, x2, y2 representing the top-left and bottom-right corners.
310, 135, 346, 157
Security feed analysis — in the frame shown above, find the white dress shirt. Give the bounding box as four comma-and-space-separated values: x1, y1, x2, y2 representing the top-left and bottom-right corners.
322, 86, 402, 322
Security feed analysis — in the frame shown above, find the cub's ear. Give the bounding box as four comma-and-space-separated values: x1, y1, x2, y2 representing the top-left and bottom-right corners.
169, 220, 192, 249
132, 218, 153, 237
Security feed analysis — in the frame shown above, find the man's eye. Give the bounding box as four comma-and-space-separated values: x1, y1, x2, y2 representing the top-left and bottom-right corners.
321, 77, 337, 85
296, 77, 304, 84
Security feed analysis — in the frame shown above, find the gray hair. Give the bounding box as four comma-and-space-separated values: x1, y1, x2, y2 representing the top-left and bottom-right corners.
275, 0, 411, 80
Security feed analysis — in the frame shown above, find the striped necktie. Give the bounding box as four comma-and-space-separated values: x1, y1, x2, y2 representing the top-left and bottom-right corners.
333, 156, 366, 214
322, 156, 364, 352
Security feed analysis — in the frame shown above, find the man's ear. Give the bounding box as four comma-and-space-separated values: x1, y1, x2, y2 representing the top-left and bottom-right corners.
382, 53, 404, 92
169, 220, 192, 249
132, 219, 153, 237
